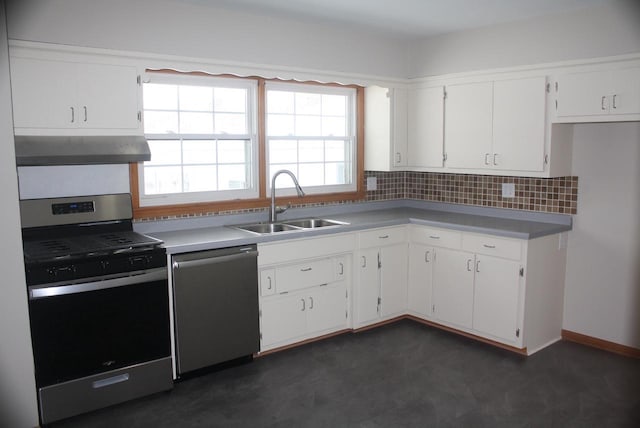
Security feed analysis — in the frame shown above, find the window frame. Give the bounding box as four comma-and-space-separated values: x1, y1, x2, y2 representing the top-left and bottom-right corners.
130, 72, 365, 219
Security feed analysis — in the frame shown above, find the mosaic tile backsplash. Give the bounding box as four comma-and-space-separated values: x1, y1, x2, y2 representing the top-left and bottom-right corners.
365, 171, 578, 215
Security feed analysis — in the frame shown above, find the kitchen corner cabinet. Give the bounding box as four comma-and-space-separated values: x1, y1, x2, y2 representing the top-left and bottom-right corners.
10, 56, 141, 135
445, 76, 547, 173
408, 225, 567, 354
257, 233, 354, 352
554, 65, 640, 122
354, 226, 408, 328
364, 86, 408, 171
407, 86, 445, 168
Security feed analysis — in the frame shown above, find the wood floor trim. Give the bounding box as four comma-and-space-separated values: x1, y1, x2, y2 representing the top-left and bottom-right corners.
562, 329, 640, 359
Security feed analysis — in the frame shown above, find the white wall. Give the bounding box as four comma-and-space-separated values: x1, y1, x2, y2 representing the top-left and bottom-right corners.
564, 122, 640, 348
0, 2, 39, 427
408, 0, 640, 77
6, 0, 408, 79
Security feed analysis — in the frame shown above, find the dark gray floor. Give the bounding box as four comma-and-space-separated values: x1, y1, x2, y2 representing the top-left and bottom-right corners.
52, 320, 640, 427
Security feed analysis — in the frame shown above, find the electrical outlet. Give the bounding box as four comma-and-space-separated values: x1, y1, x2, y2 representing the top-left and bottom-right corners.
502, 183, 515, 198
366, 176, 377, 191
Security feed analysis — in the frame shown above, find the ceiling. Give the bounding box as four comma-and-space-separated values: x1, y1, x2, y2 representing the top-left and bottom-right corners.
182, 0, 617, 39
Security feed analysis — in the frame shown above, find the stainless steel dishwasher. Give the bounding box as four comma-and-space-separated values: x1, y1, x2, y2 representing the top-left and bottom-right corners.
171, 245, 259, 376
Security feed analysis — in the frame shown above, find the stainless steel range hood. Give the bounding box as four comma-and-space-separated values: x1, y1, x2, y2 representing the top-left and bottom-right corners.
14, 135, 151, 166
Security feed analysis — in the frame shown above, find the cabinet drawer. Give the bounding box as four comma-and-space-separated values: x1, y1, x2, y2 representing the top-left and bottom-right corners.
410, 226, 462, 249
275, 258, 334, 294
358, 226, 407, 248
463, 234, 523, 260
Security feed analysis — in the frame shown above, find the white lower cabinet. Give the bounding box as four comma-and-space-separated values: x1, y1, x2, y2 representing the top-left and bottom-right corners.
257, 233, 354, 352
408, 225, 566, 353
354, 226, 408, 328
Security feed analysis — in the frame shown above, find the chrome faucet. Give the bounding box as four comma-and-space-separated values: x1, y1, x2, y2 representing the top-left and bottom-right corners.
270, 170, 305, 223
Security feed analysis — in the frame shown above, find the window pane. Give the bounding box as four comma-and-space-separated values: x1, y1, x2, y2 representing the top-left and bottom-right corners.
183, 165, 217, 192
147, 140, 181, 165
268, 114, 295, 136
325, 162, 347, 185
267, 91, 294, 114
295, 92, 321, 115
144, 84, 177, 110
214, 88, 246, 113
179, 85, 213, 112
298, 163, 324, 186
218, 140, 247, 164
269, 140, 297, 164
295, 115, 321, 136
325, 140, 346, 162
218, 165, 248, 190
180, 112, 214, 134
299, 140, 324, 163
183, 140, 216, 164
214, 113, 247, 134
144, 166, 182, 194
144, 111, 178, 134
322, 116, 346, 137
322, 94, 346, 116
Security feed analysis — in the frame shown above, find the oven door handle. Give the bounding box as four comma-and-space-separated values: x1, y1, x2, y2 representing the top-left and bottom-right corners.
28, 268, 167, 299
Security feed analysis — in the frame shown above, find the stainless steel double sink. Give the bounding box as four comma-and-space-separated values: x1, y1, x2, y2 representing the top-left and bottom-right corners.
231, 218, 349, 235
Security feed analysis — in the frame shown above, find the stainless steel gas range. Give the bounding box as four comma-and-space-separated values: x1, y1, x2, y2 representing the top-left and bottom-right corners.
20, 193, 173, 424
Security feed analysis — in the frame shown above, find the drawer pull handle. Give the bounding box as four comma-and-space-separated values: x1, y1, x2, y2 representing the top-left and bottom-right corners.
300, 267, 312, 272
309, 297, 314, 309
601, 96, 606, 110
70, 106, 75, 123
267, 276, 272, 290
613, 94, 618, 109
361, 256, 367, 268
483, 244, 496, 249
425, 251, 430, 263
476, 260, 481, 273
379, 235, 389, 239
83, 105, 88, 122
466, 259, 472, 271
301, 299, 306, 311
429, 235, 440, 239
485, 153, 491, 165
92, 373, 129, 389
338, 262, 344, 275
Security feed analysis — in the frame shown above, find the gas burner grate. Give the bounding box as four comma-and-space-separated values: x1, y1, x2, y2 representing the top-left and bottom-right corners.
99, 233, 137, 246
40, 240, 72, 253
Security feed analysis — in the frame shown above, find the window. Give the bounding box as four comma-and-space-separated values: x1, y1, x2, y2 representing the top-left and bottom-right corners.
134, 72, 363, 217
266, 82, 357, 195
139, 74, 258, 206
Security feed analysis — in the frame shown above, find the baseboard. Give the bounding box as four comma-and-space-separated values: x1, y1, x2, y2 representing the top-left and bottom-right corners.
562, 329, 640, 359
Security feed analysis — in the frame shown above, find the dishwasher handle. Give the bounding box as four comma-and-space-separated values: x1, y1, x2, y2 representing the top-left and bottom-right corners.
173, 250, 258, 270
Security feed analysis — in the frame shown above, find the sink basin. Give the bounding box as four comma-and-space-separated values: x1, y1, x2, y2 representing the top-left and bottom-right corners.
234, 223, 302, 234
282, 218, 348, 229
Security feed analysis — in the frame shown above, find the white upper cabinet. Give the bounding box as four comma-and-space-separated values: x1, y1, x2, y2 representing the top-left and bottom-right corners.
444, 77, 547, 173
364, 86, 408, 171
407, 86, 445, 168
492, 77, 546, 172
555, 65, 640, 121
444, 81, 494, 170
10, 56, 141, 135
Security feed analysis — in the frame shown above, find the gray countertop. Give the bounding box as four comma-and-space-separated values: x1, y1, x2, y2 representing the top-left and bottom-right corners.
146, 202, 572, 255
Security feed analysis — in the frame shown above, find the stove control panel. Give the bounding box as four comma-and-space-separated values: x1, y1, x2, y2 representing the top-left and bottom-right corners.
52, 201, 95, 215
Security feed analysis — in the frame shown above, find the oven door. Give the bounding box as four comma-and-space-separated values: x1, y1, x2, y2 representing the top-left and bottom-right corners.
28, 268, 171, 388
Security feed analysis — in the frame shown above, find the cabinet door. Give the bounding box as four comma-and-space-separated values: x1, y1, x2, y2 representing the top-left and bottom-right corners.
407, 243, 433, 317
472, 256, 521, 343
444, 82, 493, 169
10, 57, 78, 129
408, 86, 444, 168
610, 67, 640, 115
355, 248, 380, 324
380, 243, 408, 317
431, 248, 474, 328
556, 70, 611, 117
492, 77, 546, 172
260, 294, 307, 347
306, 284, 347, 334
391, 88, 408, 167
78, 63, 139, 129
